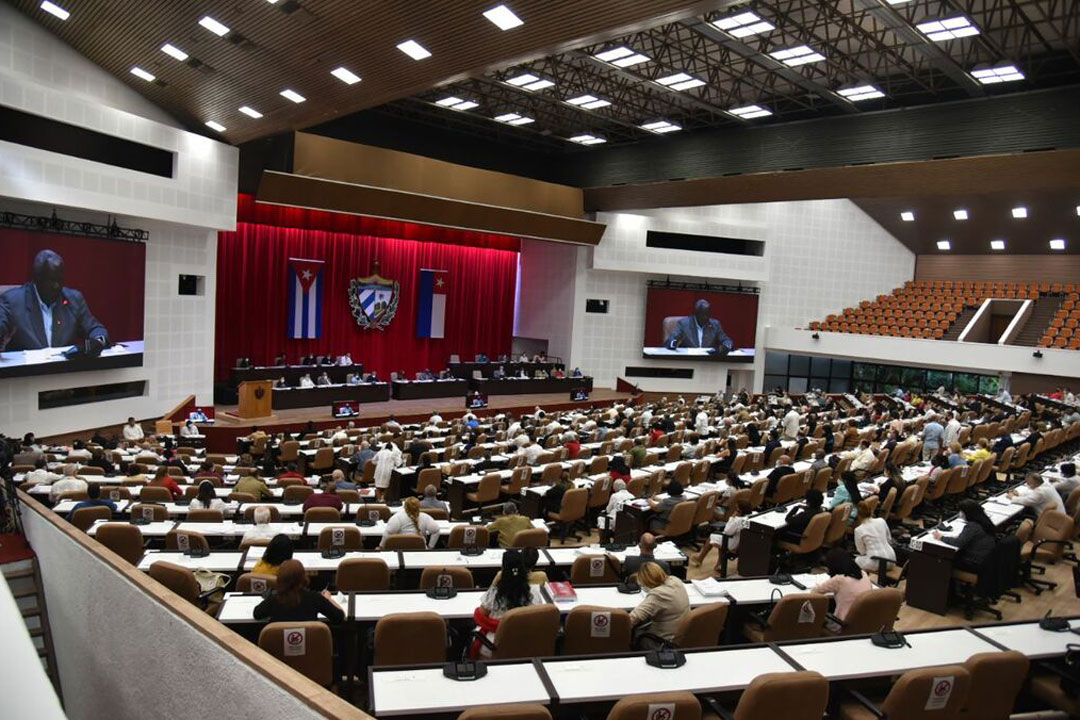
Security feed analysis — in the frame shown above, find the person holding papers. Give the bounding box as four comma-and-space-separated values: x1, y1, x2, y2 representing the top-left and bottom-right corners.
931, 500, 996, 573
629, 561, 690, 649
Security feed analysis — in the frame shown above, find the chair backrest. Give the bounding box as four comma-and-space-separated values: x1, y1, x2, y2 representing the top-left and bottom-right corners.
417, 467, 442, 494
492, 604, 560, 659
734, 671, 829, 720
838, 587, 903, 635
305, 506, 342, 523
456, 705, 551, 720
420, 506, 449, 521
880, 665, 970, 720
588, 476, 613, 509
659, 500, 697, 538
791, 512, 832, 554
569, 555, 622, 585
748, 479, 768, 509
284, 485, 315, 503
879, 487, 898, 518
335, 557, 390, 591
540, 464, 562, 484
95, 523, 144, 565
317, 526, 362, 550
243, 505, 281, 522
692, 491, 720, 526
1032, 510, 1073, 561
763, 593, 829, 641
139, 486, 173, 503
236, 573, 277, 593
672, 603, 728, 649
962, 651, 1029, 720
811, 467, 832, 493
773, 472, 804, 505
165, 530, 210, 553
448, 525, 490, 549
384, 533, 427, 550
554, 488, 589, 522
562, 605, 632, 655
823, 504, 851, 545
258, 621, 333, 686
70, 505, 113, 532
510, 528, 548, 547
374, 612, 447, 666
419, 566, 475, 590
474, 473, 502, 503
606, 691, 701, 720
188, 509, 224, 523
148, 560, 200, 603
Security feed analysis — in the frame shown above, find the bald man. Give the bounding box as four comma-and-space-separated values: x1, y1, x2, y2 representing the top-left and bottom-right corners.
665, 299, 734, 354
0, 249, 109, 353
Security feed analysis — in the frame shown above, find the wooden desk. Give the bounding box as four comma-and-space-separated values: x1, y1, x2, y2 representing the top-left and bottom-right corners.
370, 660, 551, 717
137, 550, 245, 573
971, 619, 1080, 659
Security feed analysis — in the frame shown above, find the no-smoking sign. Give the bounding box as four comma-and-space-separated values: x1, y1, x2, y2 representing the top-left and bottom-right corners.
647, 703, 675, 720
925, 675, 954, 710
590, 611, 611, 638
284, 627, 307, 656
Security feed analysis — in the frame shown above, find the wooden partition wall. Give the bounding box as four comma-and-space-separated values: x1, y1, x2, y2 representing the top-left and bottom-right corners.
915, 255, 1080, 285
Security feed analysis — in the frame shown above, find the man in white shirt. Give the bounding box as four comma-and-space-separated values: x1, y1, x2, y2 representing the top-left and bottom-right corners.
1008, 472, 1066, 516
66, 442, 92, 461
850, 440, 878, 479
50, 465, 88, 502
695, 409, 710, 435
604, 479, 634, 526
429, 412, 443, 424
298, 374, 315, 389
179, 420, 201, 437
518, 440, 544, 466
943, 413, 962, 447
122, 417, 144, 442
242, 506, 280, 544
781, 407, 801, 441
22, 464, 62, 487
372, 442, 403, 501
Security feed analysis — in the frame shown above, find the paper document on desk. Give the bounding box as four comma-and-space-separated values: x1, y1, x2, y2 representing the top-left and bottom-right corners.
690, 578, 729, 597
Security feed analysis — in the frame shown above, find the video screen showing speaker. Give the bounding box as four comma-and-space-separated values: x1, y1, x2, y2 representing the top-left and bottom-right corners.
570, 387, 590, 402
0, 230, 145, 378
333, 400, 360, 418
188, 407, 215, 424
642, 286, 757, 362
466, 391, 489, 409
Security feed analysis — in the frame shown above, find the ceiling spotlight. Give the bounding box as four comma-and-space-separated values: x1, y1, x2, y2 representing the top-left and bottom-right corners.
900, 211, 915, 222
640, 120, 682, 134
130, 67, 156, 82
712, 11, 774, 38
483, 4, 523, 30
331, 67, 361, 85
953, 209, 969, 221
916, 16, 980, 42
593, 46, 651, 68
990, 239, 1005, 251
769, 45, 826, 67
279, 89, 306, 103
566, 94, 611, 110
971, 63, 1025, 84
1011, 206, 1028, 219
837, 84, 885, 101
198, 15, 230, 36
655, 72, 706, 91
40, 1, 69, 20
238, 106, 263, 119
569, 134, 606, 146
729, 104, 772, 119
505, 73, 554, 91
1049, 239, 1066, 251
205, 121, 226, 132
161, 43, 189, 61
937, 240, 951, 251
494, 112, 534, 125
397, 39, 431, 60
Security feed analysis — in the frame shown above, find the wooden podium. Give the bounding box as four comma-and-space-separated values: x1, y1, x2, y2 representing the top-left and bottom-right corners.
237, 380, 273, 419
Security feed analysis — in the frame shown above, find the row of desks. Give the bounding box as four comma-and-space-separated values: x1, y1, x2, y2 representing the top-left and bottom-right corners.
269, 377, 593, 410
369, 619, 1080, 716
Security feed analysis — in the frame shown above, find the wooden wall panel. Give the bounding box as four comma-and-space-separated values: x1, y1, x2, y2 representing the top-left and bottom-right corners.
914, 255, 1080, 284
294, 133, 583, 218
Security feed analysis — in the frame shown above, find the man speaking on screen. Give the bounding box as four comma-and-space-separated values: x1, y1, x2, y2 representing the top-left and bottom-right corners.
665, 299, 734, 354
0, 249, 110, 355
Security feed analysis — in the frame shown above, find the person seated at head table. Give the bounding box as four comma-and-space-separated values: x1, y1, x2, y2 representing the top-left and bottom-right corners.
253, 559, 345, 623
629, 561, 690, 650
179, 419, 201, 438
251, 534, 295, 577
298, 374, 315, 389
315, 371, 332, 386
337, 352, 352, 366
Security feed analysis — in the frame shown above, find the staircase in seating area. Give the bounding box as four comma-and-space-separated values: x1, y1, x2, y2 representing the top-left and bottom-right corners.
2, 556, 62, 697
941, 307, 979, 341
1009, 294, 1064, 346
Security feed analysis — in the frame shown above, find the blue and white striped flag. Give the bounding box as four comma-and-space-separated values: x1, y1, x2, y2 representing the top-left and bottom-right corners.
286, 258, 324, 339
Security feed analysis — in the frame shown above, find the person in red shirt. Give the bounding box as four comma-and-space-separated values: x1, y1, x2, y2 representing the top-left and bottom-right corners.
564, 432, 581, 460
276, 463, 305, 482
609, 455, 632, 482
148, 467, 182, 500
302, 475, 344, 512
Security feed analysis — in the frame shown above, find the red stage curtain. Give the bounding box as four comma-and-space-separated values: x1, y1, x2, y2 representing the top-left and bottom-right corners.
214, 222, 518, 380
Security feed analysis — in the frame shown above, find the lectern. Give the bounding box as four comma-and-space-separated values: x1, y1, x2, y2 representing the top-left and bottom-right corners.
237, 380, 273, 419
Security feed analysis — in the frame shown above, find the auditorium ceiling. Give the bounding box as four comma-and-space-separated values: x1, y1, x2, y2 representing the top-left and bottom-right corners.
13, 0, 1080, 150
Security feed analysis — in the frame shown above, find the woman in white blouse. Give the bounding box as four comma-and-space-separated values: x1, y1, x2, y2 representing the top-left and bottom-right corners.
379, 497, 440, 548
853, 502, 895, 573
189, 480, 227, 512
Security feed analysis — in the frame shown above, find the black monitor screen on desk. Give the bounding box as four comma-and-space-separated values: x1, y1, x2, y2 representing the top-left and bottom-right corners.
570, 387, 590, 402
333, 400, 360, 418
467, 393, 488, 409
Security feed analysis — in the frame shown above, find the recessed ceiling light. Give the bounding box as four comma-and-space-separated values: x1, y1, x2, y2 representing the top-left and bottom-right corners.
990, 239, 1006, 251
953, 209, 969, 220
593, 46, 651, 67
130, 67, 156, 82
238, 106, 263, 119
566, 94, 611, 110
397, 39, 431, 60
900, 211, 915, 222
971, 63, 1025, 84
569, 134, 606, 146
280, 89, 306, 103
769, 45, 826, 66
937, 240, 951, 251
885, 0, 910, 4
729, 104, 772, 119
494, 113, 534, 125
1076, 205, 1080, 217
331, 67, 361, 85
916, 16, 980, 42
483, 4, 523, 30
655, 72, 706, 91
1011, 206, 1028, 219
1049, 238, 1066, 251
640, 120, 682, 134
198, 15, 230, 36
161, 43, 189, 61
712, 11, 774, 38
40, 1, 69, 20
505, 73, 554, 91
205, 121, 226, 133
436, 97, 479, 111
837, 84, 885, 101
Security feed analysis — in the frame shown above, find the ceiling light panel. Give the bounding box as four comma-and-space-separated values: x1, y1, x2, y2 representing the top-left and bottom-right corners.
1011, 206, 1028, 219
900, 211, 915, 222
971, 64, 1025, 84
837, 84, 885, 101
483, 5, 523, 30
712, 11, 774, 38
916, 16, 980, 42
990, 240, 1005, 250
655, 72, 706, 91
494, 113, 534, 125
640, 120, 682, 134
566, 94, 611, 110
936, 240, 951, 251
40, 1, 69, 20
593, 46, 651, 67
198, 15, 230, 36
436, 97, 479, 111
238, 106, 263, 119
1049, 239, 1066, 250
729, 104, 772, 119
769, 45, 826, 66
279, 89, 306, 103
397, 40, 431, 60
953, 209, 969, 220
331, 67, 361, 84
569, 134, 606, 145
160, 43, 188, 61
130, 67, 155, 82
505, 73, 554, 91
205, 121, 226, 132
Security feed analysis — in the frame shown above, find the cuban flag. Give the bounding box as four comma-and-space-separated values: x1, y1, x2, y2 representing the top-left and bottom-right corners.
287, 258, 325, 339
416, 269, 448, 338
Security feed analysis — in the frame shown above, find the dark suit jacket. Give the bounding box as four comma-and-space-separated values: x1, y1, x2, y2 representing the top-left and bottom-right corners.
0, 283, 108, 351
665, 316, 734, 351
621, 553, 671, 579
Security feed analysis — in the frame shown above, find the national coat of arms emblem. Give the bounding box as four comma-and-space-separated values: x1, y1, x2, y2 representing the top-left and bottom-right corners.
348, 270, 399, 330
